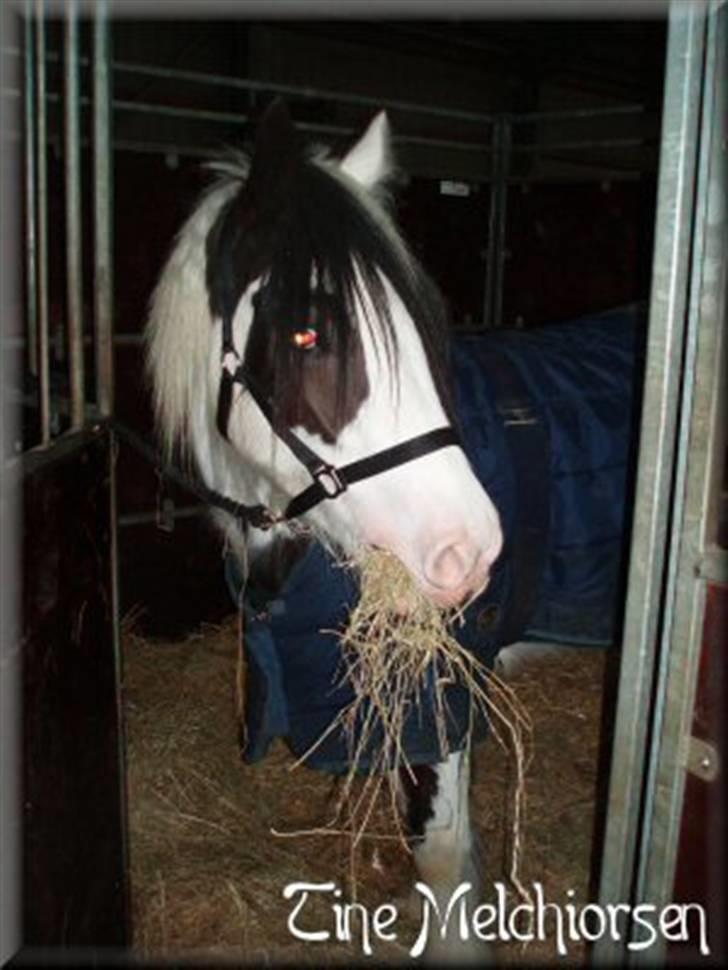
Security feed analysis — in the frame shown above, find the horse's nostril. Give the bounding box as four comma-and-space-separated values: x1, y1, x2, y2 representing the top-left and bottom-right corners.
424, 541, 478, 591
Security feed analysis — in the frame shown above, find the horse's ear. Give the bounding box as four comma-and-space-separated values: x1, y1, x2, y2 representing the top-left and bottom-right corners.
340, 111, 392, 189
245, 98, 301, 203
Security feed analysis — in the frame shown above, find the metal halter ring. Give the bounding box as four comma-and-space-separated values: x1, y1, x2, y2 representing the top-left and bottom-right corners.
313, 464, 347, 499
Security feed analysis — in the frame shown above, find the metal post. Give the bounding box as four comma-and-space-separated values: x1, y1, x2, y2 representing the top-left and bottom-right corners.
93, 0, 114, 417
634, 2, 726, 962
483, 117, 510, 328
34, 0, 51, 445
64, 0, 85, 430
594, 1, 708, 961
23, 4, 38, 378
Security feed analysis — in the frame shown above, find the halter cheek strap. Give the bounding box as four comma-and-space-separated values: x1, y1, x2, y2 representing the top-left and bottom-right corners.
215, 310, 461, 531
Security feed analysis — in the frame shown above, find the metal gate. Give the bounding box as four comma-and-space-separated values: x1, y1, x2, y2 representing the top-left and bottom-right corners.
0, 0, 127, 959
596, 1, 726, 963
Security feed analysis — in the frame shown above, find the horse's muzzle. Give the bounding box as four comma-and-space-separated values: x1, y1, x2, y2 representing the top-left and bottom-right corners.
422, 539, 499, 609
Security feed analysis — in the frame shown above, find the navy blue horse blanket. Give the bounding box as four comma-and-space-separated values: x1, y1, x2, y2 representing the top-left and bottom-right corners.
231, 304, 644, 772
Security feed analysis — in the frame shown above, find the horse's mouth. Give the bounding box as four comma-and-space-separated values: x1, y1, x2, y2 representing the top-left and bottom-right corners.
366, 543, 491, 615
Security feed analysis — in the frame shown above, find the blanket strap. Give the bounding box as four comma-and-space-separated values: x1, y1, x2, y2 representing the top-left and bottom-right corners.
480, 345, 551, 646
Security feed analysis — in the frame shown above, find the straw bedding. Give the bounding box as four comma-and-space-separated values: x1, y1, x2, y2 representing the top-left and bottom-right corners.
123, 570, 605, 965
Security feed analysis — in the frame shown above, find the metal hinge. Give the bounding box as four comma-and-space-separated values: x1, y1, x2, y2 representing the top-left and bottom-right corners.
685, 736, 720, 782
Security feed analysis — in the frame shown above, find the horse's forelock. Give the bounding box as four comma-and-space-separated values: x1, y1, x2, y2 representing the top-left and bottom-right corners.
225, 154, 453, 426
148, 135, 453, 464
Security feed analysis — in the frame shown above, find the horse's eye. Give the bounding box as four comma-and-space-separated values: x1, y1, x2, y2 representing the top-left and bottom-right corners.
291, 327, 319, 351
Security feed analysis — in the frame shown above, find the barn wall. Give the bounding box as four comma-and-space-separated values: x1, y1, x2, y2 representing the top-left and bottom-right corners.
247, 24, 519, 114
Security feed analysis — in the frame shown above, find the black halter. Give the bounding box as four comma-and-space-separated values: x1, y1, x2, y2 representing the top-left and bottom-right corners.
214, 310, 460, 531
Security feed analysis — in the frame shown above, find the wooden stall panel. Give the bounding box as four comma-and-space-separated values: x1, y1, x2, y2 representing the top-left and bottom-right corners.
20, 429, 127, 951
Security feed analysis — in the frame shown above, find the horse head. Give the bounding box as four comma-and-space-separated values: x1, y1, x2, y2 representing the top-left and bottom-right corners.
147, 100, 503, 608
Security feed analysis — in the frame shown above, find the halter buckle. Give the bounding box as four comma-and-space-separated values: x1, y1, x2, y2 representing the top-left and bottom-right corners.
222, 349, 240, 375
314, 464, 347, 499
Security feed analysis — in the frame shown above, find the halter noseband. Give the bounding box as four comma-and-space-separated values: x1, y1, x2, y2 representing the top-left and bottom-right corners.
214, 307, 460, 532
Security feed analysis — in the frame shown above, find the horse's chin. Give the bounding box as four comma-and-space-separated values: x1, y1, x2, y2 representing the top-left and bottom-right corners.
386, 576, 489, 617
362, 543, 490, 615
420, 575, 490, 612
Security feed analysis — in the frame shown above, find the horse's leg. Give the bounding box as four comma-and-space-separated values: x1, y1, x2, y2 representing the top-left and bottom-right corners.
401, 748, 493, 964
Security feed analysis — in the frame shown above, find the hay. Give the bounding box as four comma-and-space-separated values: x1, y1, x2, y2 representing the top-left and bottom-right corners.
277, 548, 532, 898
124, 609, 604, 964
124, 617, 412, 962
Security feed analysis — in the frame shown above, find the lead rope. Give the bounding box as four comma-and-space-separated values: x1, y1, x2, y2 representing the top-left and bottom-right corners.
235, 578, 249, 757
111, 419, 282, 531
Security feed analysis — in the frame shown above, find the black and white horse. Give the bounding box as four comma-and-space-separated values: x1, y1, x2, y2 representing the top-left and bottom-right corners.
146, 101, 504, 961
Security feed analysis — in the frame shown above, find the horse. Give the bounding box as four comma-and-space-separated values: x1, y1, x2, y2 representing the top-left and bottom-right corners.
146, 97, 643, 961
146, 99, 505, 963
